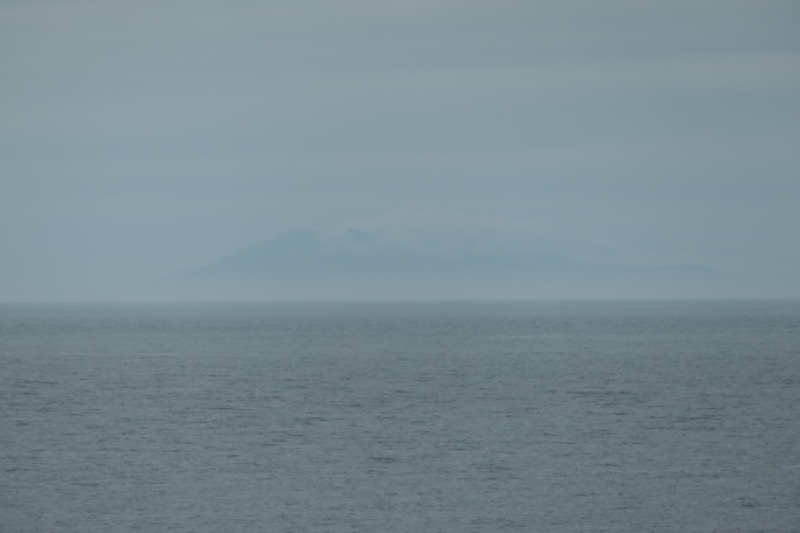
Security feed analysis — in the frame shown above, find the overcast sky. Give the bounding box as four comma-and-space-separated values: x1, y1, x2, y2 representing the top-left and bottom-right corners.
2, 0, 799, 300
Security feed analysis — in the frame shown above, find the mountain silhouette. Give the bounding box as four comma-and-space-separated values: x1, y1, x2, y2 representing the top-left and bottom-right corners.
152, 228, 723, 300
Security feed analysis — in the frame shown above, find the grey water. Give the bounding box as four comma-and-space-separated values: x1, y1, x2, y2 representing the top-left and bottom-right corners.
1, 300, 799, 532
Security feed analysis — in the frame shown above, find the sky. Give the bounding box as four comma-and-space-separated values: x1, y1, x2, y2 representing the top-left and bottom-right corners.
1, 0, 799, 301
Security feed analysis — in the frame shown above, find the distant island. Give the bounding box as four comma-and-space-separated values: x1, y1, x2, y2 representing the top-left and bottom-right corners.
143, 227, 724, 301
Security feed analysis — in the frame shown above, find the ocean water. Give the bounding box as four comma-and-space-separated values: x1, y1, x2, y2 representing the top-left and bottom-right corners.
1, 300, 799, 532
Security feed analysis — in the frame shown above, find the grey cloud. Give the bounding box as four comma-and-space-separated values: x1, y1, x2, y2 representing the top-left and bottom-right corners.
1, 0, 798, 300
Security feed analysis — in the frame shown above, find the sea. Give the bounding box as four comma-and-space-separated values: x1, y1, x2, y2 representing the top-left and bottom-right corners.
1, 300, 799, 532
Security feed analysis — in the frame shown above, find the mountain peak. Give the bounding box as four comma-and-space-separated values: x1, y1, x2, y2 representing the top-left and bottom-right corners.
152, 227, 725, 300
346, 227, 378, 245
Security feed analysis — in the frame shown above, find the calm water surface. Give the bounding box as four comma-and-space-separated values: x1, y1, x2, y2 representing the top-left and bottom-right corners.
1, 300, 799, 532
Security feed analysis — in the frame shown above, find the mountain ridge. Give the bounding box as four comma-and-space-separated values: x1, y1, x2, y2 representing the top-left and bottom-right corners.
149, 228, 724, 300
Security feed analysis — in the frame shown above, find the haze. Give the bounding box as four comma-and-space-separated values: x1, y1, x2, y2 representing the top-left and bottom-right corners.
2, 0, 799, 301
